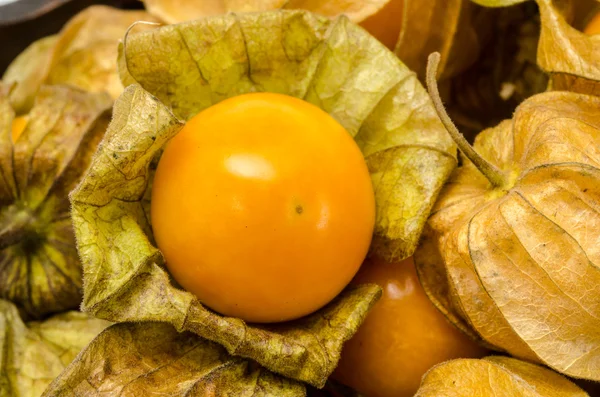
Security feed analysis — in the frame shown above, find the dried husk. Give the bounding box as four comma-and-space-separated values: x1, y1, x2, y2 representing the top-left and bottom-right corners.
0, 84, 111, 319
141, 0, 486, 80
43, 322, 306, 396
2, 6, 158, 114
415, 89, 600, 380
70, 10, 456, 387
0, 299, 110, 396
415, 356, 589, 397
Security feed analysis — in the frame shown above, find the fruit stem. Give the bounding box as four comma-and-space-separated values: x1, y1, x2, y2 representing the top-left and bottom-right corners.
425, 52, 507, 188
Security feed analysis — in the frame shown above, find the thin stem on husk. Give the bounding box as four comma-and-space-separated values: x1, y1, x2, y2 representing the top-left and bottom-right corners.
425, 52, 507, 188
123, 21, 162, 77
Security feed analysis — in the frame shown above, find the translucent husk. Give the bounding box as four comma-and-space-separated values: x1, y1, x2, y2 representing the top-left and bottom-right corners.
417, 55, 600, 381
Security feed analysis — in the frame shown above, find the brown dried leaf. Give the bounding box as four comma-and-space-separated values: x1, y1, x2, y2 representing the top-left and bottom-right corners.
43, 322, 306, 396
0, 299, 110, 396
415, 90, 600, 380
0, 84, 111, 318
415, 356, 589, 396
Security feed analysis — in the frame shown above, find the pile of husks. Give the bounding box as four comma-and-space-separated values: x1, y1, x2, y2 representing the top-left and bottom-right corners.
1, 0, 599, 396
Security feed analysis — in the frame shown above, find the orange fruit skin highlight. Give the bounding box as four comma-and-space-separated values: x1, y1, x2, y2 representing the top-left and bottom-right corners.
333, 256, 488, 397
11, 116, 28, 142
585, 11, 600, 35
360, 0, 404, 50
151, 92, 375, 323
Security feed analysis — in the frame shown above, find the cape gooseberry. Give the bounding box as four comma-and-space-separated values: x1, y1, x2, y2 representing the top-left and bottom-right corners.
151, 92, 376, 323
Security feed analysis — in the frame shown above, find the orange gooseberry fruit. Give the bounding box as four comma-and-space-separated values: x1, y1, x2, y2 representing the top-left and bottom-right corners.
151, 92, 376, 323
333, 256, 488, 397
585, 11, 600, 35
11, 116, 28, 142
360, 0, 404, 50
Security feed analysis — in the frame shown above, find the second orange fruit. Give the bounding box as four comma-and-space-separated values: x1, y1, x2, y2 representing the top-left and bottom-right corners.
333, 256, 488, 397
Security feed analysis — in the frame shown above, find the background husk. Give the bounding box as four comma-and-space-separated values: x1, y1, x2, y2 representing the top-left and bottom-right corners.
414, 356, 589, 397
0, 299, 110, 396
69, 9, 457, 388
2, 6, 158, 114
415, 89, 600, 381
0, 83, 111, 319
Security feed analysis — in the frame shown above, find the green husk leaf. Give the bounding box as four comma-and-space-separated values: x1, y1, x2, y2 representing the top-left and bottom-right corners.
415, 356, 589, 396
117, 10, 456, 260
43, 322, 305, 396
0, 84, 111, 318
2, 6, 159, 114
0, 299, 110, 397
2, 36, 57, 115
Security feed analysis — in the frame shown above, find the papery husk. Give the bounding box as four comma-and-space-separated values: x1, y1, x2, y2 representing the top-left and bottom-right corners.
141, 0, 486, 80
2, 6, 158, 114
415, 356, 589, 397
70, 10, 456, 387
43, 322, 306, 396
0, 84, 111, 319
0, 299, 110, 396
415, 90, 600, 380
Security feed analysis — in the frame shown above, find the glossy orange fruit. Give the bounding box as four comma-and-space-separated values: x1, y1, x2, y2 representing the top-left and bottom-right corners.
151, 92, 376, 323
360, 0, 404, 50
333, 256, 488, 397
11, 116, 28, 142
585, 11, 600, 35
